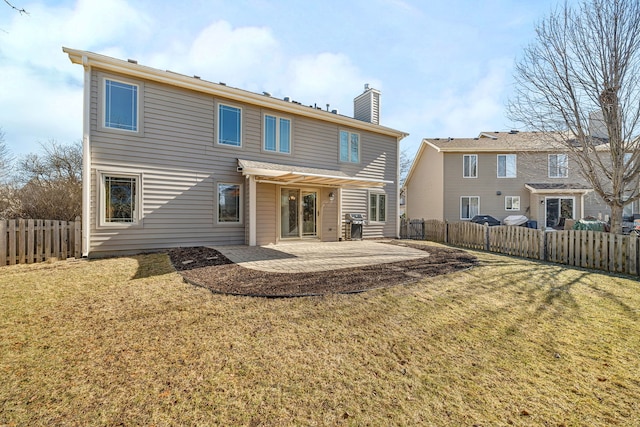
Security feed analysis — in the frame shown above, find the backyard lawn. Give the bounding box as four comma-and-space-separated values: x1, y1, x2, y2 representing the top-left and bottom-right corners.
1, 242, 638, 426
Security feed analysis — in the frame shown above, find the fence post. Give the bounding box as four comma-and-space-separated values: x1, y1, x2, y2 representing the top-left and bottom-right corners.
444, 220, 448, 244
484, 223, 490, 251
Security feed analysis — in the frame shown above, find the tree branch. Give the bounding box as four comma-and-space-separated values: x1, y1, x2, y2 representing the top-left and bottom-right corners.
3, 0, 28, 15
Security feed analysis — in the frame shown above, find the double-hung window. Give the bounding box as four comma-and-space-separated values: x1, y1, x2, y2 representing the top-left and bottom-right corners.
100, 173, 141, 226
218, 104, 242, 147
217, 183, 242, 223
549, 154, 568, 178
264, 114, 291, 153
463, 154, 477, 178
369, 192, 386, 222
104, 79, 138, 131
505, 196, 520, 211
460, 196, 479, 220
497, 154, 517, 178
340, 130, 360, 163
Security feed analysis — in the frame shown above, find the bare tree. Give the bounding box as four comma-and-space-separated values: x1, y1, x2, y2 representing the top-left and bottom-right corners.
399, 148, 412, 186
0, 128, 14, 183
12, 140, 82, 221
509, 0, 640, 234
3, 0, 27, 14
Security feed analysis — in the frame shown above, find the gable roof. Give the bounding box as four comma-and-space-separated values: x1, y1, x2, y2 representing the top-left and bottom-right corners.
424, 131, 567, 152
63, 47, 408, 140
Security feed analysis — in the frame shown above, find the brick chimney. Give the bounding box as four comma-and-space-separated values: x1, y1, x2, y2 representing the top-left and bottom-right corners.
353, 83, 381, 125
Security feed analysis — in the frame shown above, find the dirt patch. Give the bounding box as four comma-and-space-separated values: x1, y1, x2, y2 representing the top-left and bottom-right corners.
168, 242, 477, 297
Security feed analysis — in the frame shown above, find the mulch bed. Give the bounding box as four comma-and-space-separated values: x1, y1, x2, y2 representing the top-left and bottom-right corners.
168, 241, 478, 297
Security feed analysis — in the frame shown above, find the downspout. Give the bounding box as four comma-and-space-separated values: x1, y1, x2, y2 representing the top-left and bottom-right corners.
82, 56, 91, 257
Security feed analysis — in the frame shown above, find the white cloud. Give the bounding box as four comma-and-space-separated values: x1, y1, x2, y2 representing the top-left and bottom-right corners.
283, 52, 380, 113
0, 0, 153, 155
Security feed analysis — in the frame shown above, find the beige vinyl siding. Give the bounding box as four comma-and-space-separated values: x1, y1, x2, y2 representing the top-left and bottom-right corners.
341, 129, 398, 239
256, 183, 277, 245
443, 152, 542, 222
320, 188, 339, 242
440, 151, 613, 224
405, 145, 444, 220
88, 69, 399, 254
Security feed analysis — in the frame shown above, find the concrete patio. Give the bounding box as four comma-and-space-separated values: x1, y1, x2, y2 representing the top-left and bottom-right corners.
212, 240, 431, 273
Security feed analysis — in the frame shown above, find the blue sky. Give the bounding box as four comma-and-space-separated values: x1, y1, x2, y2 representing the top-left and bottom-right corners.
0, 0, 564, 159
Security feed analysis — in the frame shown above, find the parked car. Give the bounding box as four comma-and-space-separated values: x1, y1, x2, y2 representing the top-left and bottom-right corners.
470, 215, 501, 226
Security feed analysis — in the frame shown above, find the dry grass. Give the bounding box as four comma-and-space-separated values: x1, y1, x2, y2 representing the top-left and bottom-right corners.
1, 242, 638, 426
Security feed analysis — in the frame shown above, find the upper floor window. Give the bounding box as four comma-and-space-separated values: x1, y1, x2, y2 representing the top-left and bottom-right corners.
105, 79, 138, 131
463, 154, 477, 178
340, 130, 360, 163
549, 154, 568, 178
369, 192, 386, 222
218, 104, 242, 147
264, 114, 291, 154
497, 154, 517, 178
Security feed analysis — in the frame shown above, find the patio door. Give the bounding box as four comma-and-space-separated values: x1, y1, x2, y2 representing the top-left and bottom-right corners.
280, 189, 317, 239
545, 197, 574, 228
302, 191, 317, 237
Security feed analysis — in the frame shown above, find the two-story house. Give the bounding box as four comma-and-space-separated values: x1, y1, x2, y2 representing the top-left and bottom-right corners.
63, 48, 407, 257
403, 130, 628, 229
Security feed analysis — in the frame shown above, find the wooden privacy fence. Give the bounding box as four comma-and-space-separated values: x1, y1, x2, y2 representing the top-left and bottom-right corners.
401, 218, 639, 276
1, 217, 81, 266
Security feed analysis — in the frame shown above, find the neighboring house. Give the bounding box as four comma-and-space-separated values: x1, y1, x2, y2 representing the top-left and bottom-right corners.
63, 48, 407, 257
404, 130, 635, 229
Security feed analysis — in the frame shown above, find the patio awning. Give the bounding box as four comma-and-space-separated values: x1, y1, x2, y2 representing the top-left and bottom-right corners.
525, 183, 592, 194
237, 159, 393, 188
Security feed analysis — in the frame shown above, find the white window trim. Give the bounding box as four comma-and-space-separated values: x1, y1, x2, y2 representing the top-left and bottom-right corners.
544, 196, 576, 227
368, 191, 387, 223
96, 170, 143, 228
548, 153, 569, 178
99, 76, 144, 136
262, 113, 292, 154
216, 182, 243, 225
339, 129, 361, 164
460, 196, 480, 220
505, 196, 521, 211
463, 154, 478, 178
497, 154, 517, 178
215, 102, 243, 148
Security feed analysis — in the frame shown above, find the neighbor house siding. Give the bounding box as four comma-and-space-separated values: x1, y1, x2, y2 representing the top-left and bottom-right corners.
405, 145, 444, 220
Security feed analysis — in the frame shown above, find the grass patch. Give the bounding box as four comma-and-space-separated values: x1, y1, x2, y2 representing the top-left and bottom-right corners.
1, 243, 638, 426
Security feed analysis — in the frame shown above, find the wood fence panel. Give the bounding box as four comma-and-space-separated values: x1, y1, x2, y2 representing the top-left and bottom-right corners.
27, 220, 35, 264
630, 237, 638, 276
18, 219, 26, 264
402, 219, 638, 277
74, 217, 82, 258
61, 221, 68, 261
9, 220, 16, 265
0, 218, 82, 266
0, 221, 6, 266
